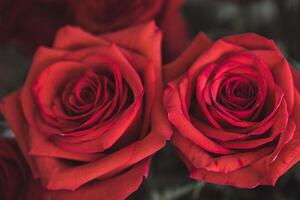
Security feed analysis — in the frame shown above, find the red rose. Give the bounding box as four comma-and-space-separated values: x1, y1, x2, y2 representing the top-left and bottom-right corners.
0, 0, 71, 51
67, 0, 189, 61
0, 0, 188, 60
164, 33, 300, 188
0, 22, 171, 199
0, 138, 41, 200
68, 0, 161, 33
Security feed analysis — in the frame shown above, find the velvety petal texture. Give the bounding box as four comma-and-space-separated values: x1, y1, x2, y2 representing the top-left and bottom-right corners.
0, 22, 171, 199
164, 32, 300, 188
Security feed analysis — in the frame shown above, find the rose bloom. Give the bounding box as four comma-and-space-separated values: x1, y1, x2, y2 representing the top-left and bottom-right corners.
67, 0, 189, 60
0, 22, 171, 199
0, 0, 188, 60
0, 138, 41, 200
0, 0, 70, 51
164, 33, 300, 188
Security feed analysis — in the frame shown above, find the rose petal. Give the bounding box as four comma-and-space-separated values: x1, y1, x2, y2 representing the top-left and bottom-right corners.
187, 38, 246, 84
248, 50, 294, 113
53, 26, 108, 50
21, 47, 67, 132
102, 21, 162, 66
221, 99, 289, 150
173, 133, 273, 174
165, 83, 233, 154
164, 32, 213, 82
291, 66, 300, 92
222, 33, 280, 52
53, 99, 142, 153
43, 159, 150, 200
160, 0, 190, 61
38, 132, 167, 190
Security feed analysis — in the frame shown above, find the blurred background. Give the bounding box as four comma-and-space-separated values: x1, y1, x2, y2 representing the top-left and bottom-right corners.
1, 0, 300, 199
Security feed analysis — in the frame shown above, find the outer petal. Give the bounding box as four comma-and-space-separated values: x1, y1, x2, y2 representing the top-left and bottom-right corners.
263, 89, 300, 185
222, 33, 281, 53
250, 50, 294, 113
190, 165, 263, 188
164, 32, 213, 82
102, 21, 162, 66
21, 47, 67, 131
187, 38, 246, 83
291, 65, 300, 92
181, 106, 297, 188
160, 0, 190, 62
33, 131, 166, 190
172, 133, 273, 174
53, 26, 108, 50
42, 159, 150, 200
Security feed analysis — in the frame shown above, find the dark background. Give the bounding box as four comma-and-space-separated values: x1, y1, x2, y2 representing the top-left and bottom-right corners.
1, 0, 300, 199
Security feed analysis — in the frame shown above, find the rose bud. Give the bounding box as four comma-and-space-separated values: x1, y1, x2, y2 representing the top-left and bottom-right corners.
164, 32, 300, 188
0, 22, 171, 199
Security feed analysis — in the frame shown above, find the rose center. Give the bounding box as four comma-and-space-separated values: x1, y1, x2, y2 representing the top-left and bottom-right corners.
80, 87, 96, 103
219, 77, 258, 110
